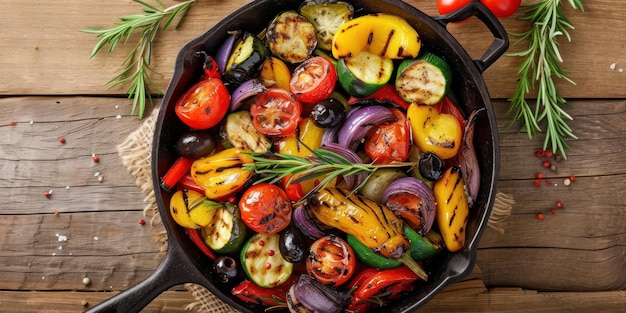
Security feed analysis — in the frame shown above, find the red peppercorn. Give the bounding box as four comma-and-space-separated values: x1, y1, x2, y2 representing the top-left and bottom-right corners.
546, 179, 552, 185
10, 122, 16, 127
556, 201, 563, 208
227, 196, 237, 204
545, 149, 554, 158
44, 190, 52, 198
266, 262, 272, 269
542, 160, 551, 168
536, 172, 543, 179
258, 240, 265, 246
537, 213, 545, 220
551, 209, 556, 214
139, 219, 146, 225
59, 137, 66, 144
569, 175, 576, 182
268, 249, 275, 256
92, 155, 100, 163
533, 180, 541, 187
535, 148, 545, 158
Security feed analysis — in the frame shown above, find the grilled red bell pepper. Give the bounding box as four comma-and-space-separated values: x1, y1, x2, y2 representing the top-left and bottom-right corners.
231, 275, 298, 307
348, 84, 411, 110
186, 228, 216, 261
346, 266, 420, 313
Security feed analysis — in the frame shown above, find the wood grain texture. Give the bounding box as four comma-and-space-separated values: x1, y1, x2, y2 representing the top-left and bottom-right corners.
2, 0, 625, 99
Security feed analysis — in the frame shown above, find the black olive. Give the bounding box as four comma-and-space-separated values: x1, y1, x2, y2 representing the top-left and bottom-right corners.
310, 98, 346, 128
175, 131, 217, 159
279, 226, 307, 263
419, 152, 444, 181
213, 255, 238, 283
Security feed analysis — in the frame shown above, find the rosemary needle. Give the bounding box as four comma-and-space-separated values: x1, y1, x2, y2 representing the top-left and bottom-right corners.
243, 148, 416, 200
82, 0, 196, 119
507, 0, 584, 159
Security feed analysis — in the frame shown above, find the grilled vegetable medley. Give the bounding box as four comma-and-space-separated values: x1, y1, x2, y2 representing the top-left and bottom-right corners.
163, 1, 483, 312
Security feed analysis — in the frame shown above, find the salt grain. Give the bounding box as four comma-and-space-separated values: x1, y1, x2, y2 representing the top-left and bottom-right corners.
116, 115, 122, 119
93, 236, 99, 241
82, 277, 91, 285
610, 63, 617, 70
94, 172, 100, 177
58, 235, 67, 242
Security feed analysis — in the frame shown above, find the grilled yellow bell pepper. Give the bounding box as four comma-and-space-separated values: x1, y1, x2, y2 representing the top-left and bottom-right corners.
308, 188, 408, 259
331, 14, 421, 60
407, 103, 462, 160
169, 189, 221, 229
433, 166, 469, 252
190, 147, 253, 200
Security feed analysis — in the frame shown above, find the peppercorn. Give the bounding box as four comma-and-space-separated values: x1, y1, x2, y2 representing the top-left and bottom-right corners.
533, 180, 541, 187
556, 201, 563, 208
59, 137, 66, 144
536, 213, 545, 220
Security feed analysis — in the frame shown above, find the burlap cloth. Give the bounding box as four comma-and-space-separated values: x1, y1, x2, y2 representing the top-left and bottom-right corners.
117, 108, 515, 312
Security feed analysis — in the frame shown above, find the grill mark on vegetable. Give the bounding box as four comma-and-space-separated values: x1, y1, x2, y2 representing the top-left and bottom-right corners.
447, 167, 464, 227
382, 29, 394, 57
338, 188, 394, 241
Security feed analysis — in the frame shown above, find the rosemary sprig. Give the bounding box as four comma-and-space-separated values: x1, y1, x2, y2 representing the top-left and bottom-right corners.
243, 148, 416, 199
82, 0, 196, 119
507, 0, 584, 159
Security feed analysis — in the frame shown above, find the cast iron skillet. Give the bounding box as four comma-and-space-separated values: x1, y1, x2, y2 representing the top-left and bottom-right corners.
87, 1, 507, 312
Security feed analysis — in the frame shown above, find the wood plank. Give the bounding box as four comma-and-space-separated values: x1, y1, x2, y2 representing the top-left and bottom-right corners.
2, 1, 625, 99
0, 289, 623, 313
0, 212, 164, 291
0, 290, 197, 313
420, 289, 626, 313
0, 97, 148, 214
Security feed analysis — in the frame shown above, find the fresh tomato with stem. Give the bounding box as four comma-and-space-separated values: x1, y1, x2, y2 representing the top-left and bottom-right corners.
481, 0, 521, 18
175, 78, 230, 130
364, 107, 411, 164
239, 183, 292, 234
306, 235, 356, 287
289, 56, 337, 104
249, 88, 302, 137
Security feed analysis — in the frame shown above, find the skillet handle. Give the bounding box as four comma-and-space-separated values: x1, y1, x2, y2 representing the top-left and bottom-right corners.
84, 245, 196, 313
434, 0, 509, 73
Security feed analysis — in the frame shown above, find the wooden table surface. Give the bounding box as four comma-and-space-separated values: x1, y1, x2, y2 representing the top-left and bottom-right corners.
1, 0, 624, 312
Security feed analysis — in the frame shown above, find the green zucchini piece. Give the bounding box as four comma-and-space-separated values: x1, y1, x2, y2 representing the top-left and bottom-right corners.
223, 111, 271, 153
266, 11, 317, 64
201, 203, 247, 255
395, 52, 452, 105
223, 32, 271, 85
241, 233, 294, 288
337, 50, 394, 97
299, 1, 354, 51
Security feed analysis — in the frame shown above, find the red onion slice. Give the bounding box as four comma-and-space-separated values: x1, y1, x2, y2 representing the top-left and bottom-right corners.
215, 32, 238, 73
320, 142, 367, 190
229, 78, 267, 111
292, 274, 351, 313
337, 105, 395, 150
382, 176, 436, 235
458, 108, 483, 207
293, 205, 331, 240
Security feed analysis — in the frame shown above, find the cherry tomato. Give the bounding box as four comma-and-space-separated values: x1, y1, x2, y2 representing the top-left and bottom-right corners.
364, 107, 410, 164
239, 183, 292, 234
306, 235, 356, 287
289, 56, 337, 104
175, 78, 230, 130
480, 0, 521, 18
437, 0, 473, 15
249, 88, 302, 137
